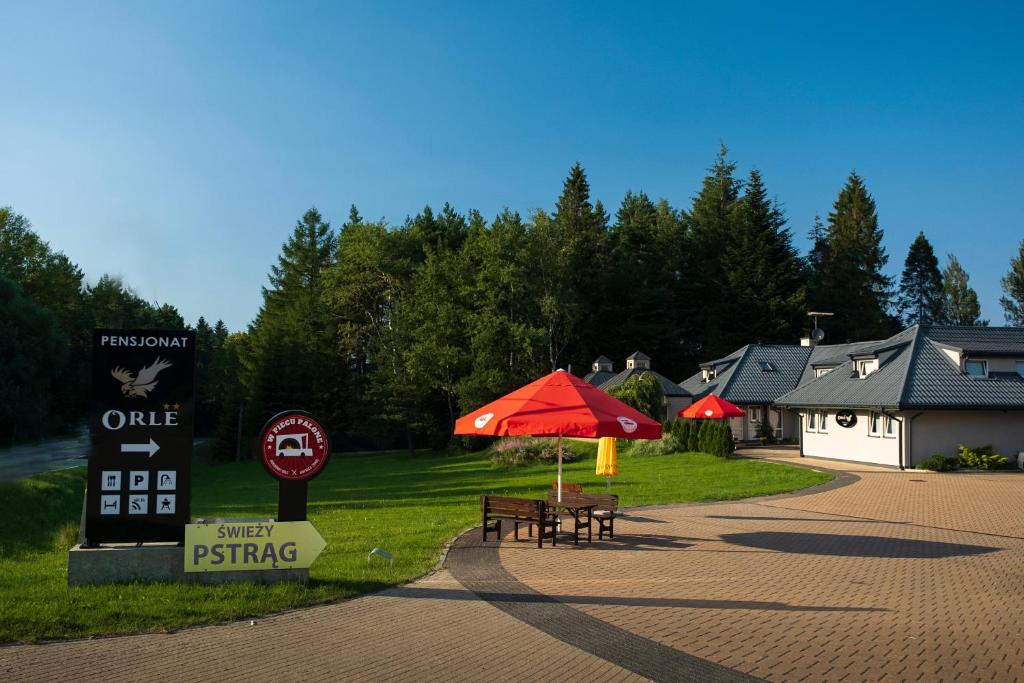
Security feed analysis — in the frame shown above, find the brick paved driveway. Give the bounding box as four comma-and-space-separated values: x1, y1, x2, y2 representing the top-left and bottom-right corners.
3, 454, 1023, 682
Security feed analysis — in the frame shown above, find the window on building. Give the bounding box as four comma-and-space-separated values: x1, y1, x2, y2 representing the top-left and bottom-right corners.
701, 367, 717, 383
818, 410, 829, 433
883, 415, 896, 438
806, 411, 816, 432
1016, 361, 1024, 379
749, 406, 761, 423
856, 359, 879, 378
869, 412, 881, 436
965, 360, 987, 378
759, 361, 775, 372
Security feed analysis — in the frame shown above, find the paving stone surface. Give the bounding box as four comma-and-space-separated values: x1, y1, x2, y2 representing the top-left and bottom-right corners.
3, 452, 1023, 682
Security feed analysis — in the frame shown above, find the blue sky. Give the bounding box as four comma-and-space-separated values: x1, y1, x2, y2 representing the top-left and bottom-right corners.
2, 1, 1021, 331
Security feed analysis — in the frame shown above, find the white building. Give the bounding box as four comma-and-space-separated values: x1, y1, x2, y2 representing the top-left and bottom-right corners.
776, 325, 1024, 468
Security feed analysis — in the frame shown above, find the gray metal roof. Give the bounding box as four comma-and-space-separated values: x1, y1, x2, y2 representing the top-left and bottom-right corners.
593, 355, 612, 364
582, 370, 616, 386
600, 368, 690, 397
777, 325, 1024, 410
680, 346, 747, 400
679, 344, 813, 404
626, 351, 650, 361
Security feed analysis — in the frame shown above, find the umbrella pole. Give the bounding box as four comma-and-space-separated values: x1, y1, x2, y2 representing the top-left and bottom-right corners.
606, 475, 611, 493
557, 434, 563, 503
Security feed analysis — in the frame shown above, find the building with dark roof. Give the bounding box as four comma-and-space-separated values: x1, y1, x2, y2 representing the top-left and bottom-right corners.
596, 352, 692, 418
678, 343, 822, 441
776, 325, 1024, 468
582, 356, 616, 386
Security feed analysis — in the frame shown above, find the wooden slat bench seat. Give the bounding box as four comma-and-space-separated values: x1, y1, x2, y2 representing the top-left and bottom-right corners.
583, 493, 619, 540
480, 495, 557, 548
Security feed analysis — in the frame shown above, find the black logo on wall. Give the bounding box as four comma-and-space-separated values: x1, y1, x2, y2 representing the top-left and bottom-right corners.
85, 330, 195, 544
836, 410, 857, 428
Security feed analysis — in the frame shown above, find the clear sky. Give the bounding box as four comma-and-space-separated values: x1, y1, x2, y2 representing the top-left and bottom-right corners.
2, 1, 1021, 331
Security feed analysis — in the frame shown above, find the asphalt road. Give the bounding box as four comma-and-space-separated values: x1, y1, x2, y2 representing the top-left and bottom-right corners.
0, 430, 207, 482
0, 428, 91, 482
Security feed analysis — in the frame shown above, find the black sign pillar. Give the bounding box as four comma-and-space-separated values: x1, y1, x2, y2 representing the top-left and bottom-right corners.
277, 480, 309, 522
84, 329, 195, 545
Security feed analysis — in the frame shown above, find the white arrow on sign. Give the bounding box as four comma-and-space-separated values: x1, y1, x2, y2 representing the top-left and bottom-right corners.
121, 438, 160, 457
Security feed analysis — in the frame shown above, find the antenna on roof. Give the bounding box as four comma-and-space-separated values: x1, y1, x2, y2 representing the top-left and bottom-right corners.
807, 312, 833, 345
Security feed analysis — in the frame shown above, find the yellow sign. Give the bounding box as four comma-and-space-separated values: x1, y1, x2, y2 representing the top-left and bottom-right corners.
184, 521, 326, 572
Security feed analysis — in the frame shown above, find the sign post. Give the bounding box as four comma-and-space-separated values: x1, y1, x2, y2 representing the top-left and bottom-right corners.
259, 410, 331, 522
84, 329, 195, 545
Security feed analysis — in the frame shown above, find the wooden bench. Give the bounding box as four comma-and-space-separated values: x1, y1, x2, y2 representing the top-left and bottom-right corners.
583, 493, 619, 540
480, 495, 557, 548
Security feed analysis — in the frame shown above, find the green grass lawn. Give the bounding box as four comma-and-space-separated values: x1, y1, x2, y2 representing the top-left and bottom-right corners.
0, 446, 829, 642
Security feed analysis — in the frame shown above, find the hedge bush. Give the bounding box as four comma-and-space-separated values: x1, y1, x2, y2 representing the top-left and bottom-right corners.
697, 421, 735, 457
957, 444, 1007, 470
915, 454, 960, 472
490, 437, 587, 467
629, 433, 686, 457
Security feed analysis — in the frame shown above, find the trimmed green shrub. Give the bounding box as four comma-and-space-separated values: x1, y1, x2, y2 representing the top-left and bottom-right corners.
915, 453, 960, 471
629, 433, 686, 457
490, 437, 587, 467
757, 419, 776, 445
696, 421, 734, 457
957, 444, 1007, 470
686, 419, 701, 451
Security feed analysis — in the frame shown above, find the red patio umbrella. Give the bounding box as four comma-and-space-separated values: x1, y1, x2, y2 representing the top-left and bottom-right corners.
454, 369, 661, 500
679, 394, 746, 419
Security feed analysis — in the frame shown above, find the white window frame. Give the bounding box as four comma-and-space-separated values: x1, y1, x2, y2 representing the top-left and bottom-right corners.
965, 359, 988, 379
806, 411, 817, 433
815, 367, 831, 378
818, 410, 829, 433
883, 415, 897, 439
868, 411, 881, 437
749, 406, 762, 424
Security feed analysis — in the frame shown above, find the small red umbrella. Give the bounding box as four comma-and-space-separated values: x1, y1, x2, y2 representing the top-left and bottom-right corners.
679, 394, 746, 419
454, 369, 661, 499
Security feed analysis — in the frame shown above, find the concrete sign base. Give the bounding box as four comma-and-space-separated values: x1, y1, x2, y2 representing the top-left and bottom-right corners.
67, 544, 308, 586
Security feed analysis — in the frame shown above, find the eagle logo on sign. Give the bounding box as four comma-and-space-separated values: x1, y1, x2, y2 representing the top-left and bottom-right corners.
111, 357, 173, 398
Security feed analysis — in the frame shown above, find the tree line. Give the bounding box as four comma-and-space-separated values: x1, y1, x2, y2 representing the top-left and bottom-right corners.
3, 146, 1023, 451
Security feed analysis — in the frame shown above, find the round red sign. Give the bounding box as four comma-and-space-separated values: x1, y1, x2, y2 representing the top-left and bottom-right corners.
260, 411, 331, 481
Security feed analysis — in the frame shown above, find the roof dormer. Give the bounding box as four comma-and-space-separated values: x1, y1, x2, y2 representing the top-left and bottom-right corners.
626, 351, 651, 370
592, 356, 613, 373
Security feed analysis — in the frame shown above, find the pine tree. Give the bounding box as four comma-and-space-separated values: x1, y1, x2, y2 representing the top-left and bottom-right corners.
458, 209, 546, 411
807, 171, 896, 341
532, 163, 609, 371
247, 208, 341, 432
1000, 240, 1024, 325
942, 255, 985, 326
896, 232, 945, 325
722, 169, 805, 347
684, 145, 743, 360
607, 191, 682, 374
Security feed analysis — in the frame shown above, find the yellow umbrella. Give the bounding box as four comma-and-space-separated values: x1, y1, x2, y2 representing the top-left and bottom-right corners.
596, 436, 618, 490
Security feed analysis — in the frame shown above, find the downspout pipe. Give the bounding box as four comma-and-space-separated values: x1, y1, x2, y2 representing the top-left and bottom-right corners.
881, 409, 905, 470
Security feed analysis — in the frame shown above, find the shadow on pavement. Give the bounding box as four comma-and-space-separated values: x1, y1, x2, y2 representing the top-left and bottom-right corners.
388, 585, 888, 612
707, 514, 900, 525
720, 531, 1000, 558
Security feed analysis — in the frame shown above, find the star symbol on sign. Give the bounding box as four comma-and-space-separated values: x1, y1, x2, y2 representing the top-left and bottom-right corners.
163, 403, 170, 410
173, 403, 181, 410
